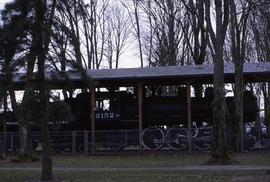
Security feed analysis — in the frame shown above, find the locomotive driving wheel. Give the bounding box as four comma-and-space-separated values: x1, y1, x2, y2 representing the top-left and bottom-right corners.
192, 127, 212, 151
192, 138, 211, 151
166, 126, 188, 150
142, 127, 165, 150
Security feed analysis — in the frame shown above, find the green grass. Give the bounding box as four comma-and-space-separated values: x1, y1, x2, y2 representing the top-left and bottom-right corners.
0, 170, 268, 182
0, 152, 210, 168
235, 151, 270, 165
0, 151, 270, 181
53, 153, 209, 168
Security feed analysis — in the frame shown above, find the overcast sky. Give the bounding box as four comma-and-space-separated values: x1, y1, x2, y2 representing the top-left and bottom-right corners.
0, 0, 11, 10
0, 0, 140, 68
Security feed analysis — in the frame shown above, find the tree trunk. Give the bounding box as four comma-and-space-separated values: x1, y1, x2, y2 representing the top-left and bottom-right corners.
40, 89, 52, 181
233, 64, 243, 152
189, 0, 207, 97
204, 0, 234, 164
5, 54, 34, 160
133, 0, 143, 67
230, 0, 250, 152
35, 0, 53, 180
211, 43, 229, 162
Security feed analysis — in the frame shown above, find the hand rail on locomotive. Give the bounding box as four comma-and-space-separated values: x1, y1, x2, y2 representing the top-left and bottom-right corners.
141, 123, 213, 151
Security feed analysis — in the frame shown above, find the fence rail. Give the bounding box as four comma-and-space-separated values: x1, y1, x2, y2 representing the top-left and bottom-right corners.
0, 126, 270, 155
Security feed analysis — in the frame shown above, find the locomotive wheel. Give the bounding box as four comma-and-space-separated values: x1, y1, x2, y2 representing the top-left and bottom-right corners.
166, 126, 188, 150
192, 127, 212, 151
142, 127, 164, 150
192, 137, 211, 151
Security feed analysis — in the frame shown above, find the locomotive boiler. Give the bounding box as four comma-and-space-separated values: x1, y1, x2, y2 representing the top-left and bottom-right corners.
0, 87, 258, 132
66, 87, 258, 131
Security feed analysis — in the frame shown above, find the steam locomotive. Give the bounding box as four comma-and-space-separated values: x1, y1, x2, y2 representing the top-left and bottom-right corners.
62, 87, 258, 150
0, 87, 258, 151
65, 87, 257, 130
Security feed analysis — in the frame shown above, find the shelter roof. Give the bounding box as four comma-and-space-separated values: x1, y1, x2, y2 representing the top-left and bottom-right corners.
87, 62, 270, 84
2, 62, 270, 89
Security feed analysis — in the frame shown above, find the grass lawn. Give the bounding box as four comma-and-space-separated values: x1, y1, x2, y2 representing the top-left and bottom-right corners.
0, 170, 268, 182
0, 151, 269, 181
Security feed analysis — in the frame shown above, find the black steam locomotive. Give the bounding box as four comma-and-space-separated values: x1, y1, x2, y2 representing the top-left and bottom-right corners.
0, 87, 258, 151
62, 87, 258, 150
66, 87, 257, 130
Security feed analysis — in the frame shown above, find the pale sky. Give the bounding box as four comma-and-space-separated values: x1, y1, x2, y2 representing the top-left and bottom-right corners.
0, 0, 140, 69
0, 0, 11, 10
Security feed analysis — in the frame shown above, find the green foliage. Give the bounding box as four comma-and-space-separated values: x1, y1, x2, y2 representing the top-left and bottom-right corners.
17, 91, 73, 128
19, 92, 41, 126
0, 1, 36, 101
48, 100, 74, 129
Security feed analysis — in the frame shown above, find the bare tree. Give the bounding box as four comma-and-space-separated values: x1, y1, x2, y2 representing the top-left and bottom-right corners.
249, 1, 270, 128
204, 0, 233, 163
229, 0, 252, 152
34, 0, 57, 179
104, 3, 131, 68
61, 0, 83, 67
139, 0, 187, 67
187, 0, 208, 97
121, 0, 144, 67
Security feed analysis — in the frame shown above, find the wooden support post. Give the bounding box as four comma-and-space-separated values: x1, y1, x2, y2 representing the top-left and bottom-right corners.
138, 83, 143, 150
84, 131, 88, 155
240, 120, 244, 152
187, 83, 192, 152
3, 94, 7, 156
72, 131, 76, 155
90, 87, 96, 154
10, 133, 14, 154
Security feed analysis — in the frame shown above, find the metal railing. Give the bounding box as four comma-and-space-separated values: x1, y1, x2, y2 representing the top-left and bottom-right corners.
0, 130, 140, 155
0, 126, 270, 155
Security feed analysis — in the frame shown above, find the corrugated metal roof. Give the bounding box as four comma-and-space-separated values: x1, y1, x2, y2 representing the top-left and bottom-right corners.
87, 62, 270, 80
2, 62, 270, 89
